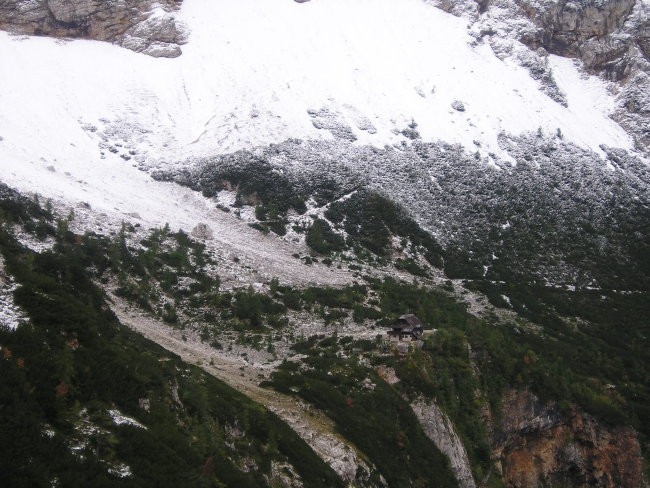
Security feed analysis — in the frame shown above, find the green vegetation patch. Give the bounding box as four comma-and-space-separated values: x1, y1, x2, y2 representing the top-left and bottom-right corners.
305, 218, 345, 254
0, 200, 342, 488
324, 190, 443, 266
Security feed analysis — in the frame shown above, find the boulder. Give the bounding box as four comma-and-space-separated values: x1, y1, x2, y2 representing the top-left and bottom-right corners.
191, 223, 214, 240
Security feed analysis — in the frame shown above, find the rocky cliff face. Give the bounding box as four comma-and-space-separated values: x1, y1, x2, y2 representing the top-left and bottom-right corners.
411, 398, 477, 488
492, 389, 647, 488
0, 0, 186, 57
517, 0, 639, 73
522, 0, 650, 153
461, 0, 650, 153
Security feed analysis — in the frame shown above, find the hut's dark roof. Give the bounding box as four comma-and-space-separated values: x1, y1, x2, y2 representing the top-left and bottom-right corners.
389, 314, 423, 333
398, 314, 422, 327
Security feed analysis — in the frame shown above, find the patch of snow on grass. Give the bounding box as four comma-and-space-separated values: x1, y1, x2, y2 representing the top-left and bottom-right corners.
108, 463, 133, 479
13, 226, 55, 253
69, 410, 106, 459
108, 409, 147, 429
0, 255, 27, 330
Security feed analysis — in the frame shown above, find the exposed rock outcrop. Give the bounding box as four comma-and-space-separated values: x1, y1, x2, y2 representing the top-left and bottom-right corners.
0, 0, 187, 57
614, 69, 650, 150
307, 107, 358, 142
463, 0, 650, 152
492, 389, 647, 488
517, 0, 636, 66
513, 0, 650, 151
411, 398, 477, 488
191, 222, 214, 240
508, 0, 650, 120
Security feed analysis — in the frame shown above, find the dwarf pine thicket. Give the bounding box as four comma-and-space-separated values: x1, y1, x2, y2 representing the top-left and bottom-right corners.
0, 176, 648, 486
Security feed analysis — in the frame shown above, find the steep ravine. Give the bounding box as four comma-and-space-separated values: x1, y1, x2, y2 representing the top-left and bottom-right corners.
411, 398, 477, 488
108, 294, 384, 488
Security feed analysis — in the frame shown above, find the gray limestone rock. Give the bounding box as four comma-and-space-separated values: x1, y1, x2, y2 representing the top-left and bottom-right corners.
191, 223, 214, 240
307, 108, 358, 142
451, 100, 466, 112
465, 0, 650, 153
0, 0, 186, 57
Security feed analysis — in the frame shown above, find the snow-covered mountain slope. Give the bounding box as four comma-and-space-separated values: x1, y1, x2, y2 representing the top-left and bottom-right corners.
0, 0, 634, 166
0, 0, 644, 287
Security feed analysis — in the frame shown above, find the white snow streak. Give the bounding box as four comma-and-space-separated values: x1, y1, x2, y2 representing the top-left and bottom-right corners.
0, 255, 27, 330
107, 409, 147, 429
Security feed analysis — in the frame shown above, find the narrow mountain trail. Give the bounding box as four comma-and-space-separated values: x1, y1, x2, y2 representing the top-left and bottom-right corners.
108, 294, 373, 483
